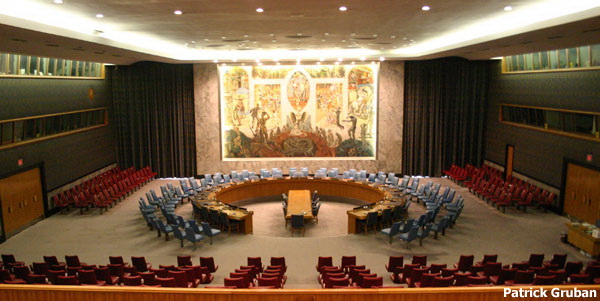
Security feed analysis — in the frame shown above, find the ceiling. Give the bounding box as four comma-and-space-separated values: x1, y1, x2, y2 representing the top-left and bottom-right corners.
1, 0, 600, 65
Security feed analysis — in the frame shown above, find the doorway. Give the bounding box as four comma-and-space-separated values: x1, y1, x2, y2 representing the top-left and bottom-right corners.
504, 144, 515, 181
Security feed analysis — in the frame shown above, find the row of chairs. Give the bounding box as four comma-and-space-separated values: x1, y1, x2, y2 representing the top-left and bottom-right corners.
52, 166, 156, 213
387, 253, 600, 287
317, 256, 386, 288
0, 254, 217, 287
221, 257, 287, 288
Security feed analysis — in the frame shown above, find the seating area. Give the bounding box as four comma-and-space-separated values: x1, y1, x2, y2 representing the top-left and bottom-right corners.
444, 164, 555, 213
388, 253, 600, 287
0, 254, 215, 287
51, 166, 157, 214
317, 256, 389, 288
218, 257, 287, 288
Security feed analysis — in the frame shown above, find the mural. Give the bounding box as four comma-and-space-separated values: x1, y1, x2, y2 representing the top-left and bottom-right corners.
220, 64, 378, 160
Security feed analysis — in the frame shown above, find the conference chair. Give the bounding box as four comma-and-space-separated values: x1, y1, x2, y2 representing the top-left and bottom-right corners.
398, 226, 419, 248
185, 227, 205, 250
290, 214, 305, 236
200, 257, 218, 273
312, 203, 321, 223
131, 256, 151, 273
200, 222, 221, 245
316, 256, 334, 272
416, 224, 433, 246
357, 211, 379, 234
380, 222, 401, 244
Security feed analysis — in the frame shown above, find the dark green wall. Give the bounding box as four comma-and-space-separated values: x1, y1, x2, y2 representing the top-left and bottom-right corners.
0, 76, 116, 191
484, 61, 600, 188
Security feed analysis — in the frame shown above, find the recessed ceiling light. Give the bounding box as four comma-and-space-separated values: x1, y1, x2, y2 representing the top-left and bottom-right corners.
321, 39, 326, 42
390, 35, 396, 39
243, 34, 249, 38
335, 61, 340, 65
256, 8, 264, 13
174, 10, 183, 15
297, 33, 303, 36
339, 6, 347, 12
96, 13, 104, 18
276, 62, 281, 65
338, 58, 343, 62
422, 5, 431, 11
272, 40, 277, 42
255, 59, 260, 63
53, 0, 63, 4
221, 37, 226, 39
342, 40, 346, 42
204, 38, 209, 41
504, 6, 513, 11
319, 57, 325, 61
350, 33, 356, 36
351, 61, 355, 64
317, 62, 321, 65
324, 33, 330, 36
372, 34, 378, 37
232, 58, 238, 62
379, 57, 385, 61
213, 59, 218, 63
269, 33, 275, 37
257, 62, 263, 66
360, 57, 366, 61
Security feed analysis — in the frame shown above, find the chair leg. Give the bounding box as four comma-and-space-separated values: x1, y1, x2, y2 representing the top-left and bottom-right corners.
165, 233, 170, 241
192, 242, 197, 251
180, 240, 184, 248
419, 238, 423, 246
209, 236, 213, 245
434, 232, 438, 239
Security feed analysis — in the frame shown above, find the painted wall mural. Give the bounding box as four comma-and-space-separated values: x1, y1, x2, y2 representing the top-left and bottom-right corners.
219, 64, 378, 160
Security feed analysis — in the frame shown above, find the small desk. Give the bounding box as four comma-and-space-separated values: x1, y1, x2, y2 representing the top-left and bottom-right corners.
286, 190, 314, 219
198, 201, 254, 234
566, 223, 600, 257
346, 201, 400, 234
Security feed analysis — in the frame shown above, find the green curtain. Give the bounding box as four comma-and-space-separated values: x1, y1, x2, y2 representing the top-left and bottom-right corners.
110, 62, 196, 177
403, 58, 488, 176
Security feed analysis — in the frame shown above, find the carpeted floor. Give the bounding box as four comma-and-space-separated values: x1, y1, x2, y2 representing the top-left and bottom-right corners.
0, 178, 590, 288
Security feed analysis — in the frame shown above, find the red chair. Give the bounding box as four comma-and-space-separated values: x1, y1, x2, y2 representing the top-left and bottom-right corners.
396, 263, 419, 283
354, 273, 377, 287
548, 269, 566, 284
94, 266, 119, 285
131, 256, 151, 273
149, 268, 168, 278
168, 270, 196, 288
238, 266, 258, 279
65, 255, 87, 268
46, 270, 65, 284
453, 272, 472, 286
505, 270, 534, 285
466, 275, 487, 285
224, 277, 246, 288
156, 277, 176, 287
478, 262, 502, 279
200, 257, 218, 273
544, 254, 567, 269
13, 265, 32, 282
431, 276, 454, 287
349, 268, 370, 284
441, 268, 459, 277
361, 276, 383, 288
230, 272, 252, 288
322, 272, 345, 288
27, 274, 48, 284
177, 255, 192, 267
78, 269, 106, 286
476, 254, 498, 266
247, 257, 264, 273
569, 273, 592, 284
178, 267, 201, 287
407, 267, 429, 287
31, 262, 49, 277
455, 255, 474, 272
316, 256, 333, 272
122, 275, 143, 286
327, 276, 349, 288
415, 272, 440, 288
257, 276, 280, 288
1, 254, 25, 272
525, 254, 544, 268
533, 274, 556, 285
430, 263, 447, 274
490, 268, 516, 285
340, 256, 357, 273
385, 256, 404, 273
139, 272, 157, 286
412, 255, 427, 266
270, 257, 287, 272
56, 275, 80, 285
565, 261, 583, 277
43, 256, 66, 270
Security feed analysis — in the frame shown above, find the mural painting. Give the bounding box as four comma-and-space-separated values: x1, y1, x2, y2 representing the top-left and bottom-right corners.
220, 64, 378, 160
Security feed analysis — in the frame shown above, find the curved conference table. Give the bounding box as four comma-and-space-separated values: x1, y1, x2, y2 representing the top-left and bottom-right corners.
197, 177, 406, 234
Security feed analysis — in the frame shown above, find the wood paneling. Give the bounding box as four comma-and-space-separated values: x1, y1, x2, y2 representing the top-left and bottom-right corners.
0, 167, 44, 236
563, 163, 600, 224
0, 285, 599, 301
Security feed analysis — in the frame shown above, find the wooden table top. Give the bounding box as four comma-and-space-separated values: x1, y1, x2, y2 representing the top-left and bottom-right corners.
347, 200, 401, 219
286, 190, 314, 219
195, 200, 253, 221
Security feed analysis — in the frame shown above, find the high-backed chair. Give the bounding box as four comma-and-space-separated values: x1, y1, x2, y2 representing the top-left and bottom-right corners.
290, 214, 305, 236
185, 227, 205, 250
200, 257, 218, 273
200, 222, 221, 244
131, 256, 151, 273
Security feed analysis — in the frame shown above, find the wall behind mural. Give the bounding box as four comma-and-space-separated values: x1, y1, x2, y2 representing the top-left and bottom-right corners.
219, 64, 378, 160
194, 61, 403, 175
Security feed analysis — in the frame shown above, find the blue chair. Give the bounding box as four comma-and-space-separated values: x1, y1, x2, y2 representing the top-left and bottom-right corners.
412, 214, 427, 228
188, 220, 202, 234
156, 220, 174, 241
397, 176, 410, 191
290, 214, 305, 236
189, 178, 203, 193
185, 227, 205, 251
380, 208, 393, 228
398, 226, 419, 248
175, 187, 191, 202
312, 203, 321, 223
145, 192, 160, 207
380, 222, 401, 244
172, 226, 186, 248
204, 174, 214, 185
357, 211, 379, 234
431, 216, 449, 239
180, 179, 195, 195
201, 222, 221, 245
177, 215, 190, 229
220, 212, 240, 234
223, 174, 231, 183
416, 224, 433, 246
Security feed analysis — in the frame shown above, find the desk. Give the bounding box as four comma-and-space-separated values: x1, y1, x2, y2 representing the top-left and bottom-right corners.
286, 190, 313, 219
566, 223, 600, 257
346, 201, 400, 234
201, 178, 401, 235
196, 201, 254, 234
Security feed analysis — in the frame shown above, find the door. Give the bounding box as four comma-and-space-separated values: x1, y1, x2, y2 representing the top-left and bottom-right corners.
563, 162, 600, 224
0, 167, 45, 237
504, 144, 514, 180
